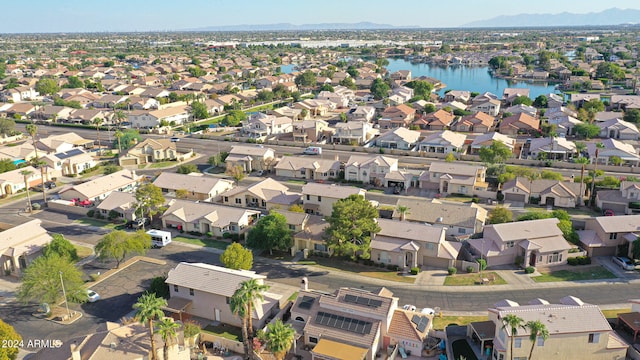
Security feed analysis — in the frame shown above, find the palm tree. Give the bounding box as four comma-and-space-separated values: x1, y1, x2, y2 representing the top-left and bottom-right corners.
25, 124, 39, 162
133, 293, 167, 360
501, 314, 525, 360
265, 319, 295, 360
525, 320, 549, 360
115, 130, 123, 153
238, 279, 270, 338
20, 169, 33, 213
396, 205, 410, 221
115, 109, 127, 124
230, 291, 251, 358
93, 117, 103, 154
155, 318, 180, 360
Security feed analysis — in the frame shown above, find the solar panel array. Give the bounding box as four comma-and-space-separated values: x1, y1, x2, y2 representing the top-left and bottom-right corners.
411, 314, 429, 333
55, 148, 84, 160
344, 294, 383, 308
315, 311, 373, 335
298, 296, 315, 310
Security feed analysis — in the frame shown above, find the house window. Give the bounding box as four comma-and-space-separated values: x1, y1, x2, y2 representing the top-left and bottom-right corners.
314, 244, 327, 252
295, 316, 305, 322
309, 337, 318, 344
289, 224, 296, 230
588, 333, 600, 343
537, 336, 545, 346
514, 338, 522, 348
224, 197, 229, 202
235, 198, 242, 204
317, 196, 321, 202
189, 288, 194, 296
226, 297, 230, 304
306, 195, 310, 201
549, 252, 562, 263
459, 186, 467, 194
300, 170, 306, 175
458, 228, 466, 234
425, 243, 436, 250
193, 222, 200, 230
498, 329, 506, 343
173, 285, 178, 292
609, 233, 618, 240
505, 241, 515, 248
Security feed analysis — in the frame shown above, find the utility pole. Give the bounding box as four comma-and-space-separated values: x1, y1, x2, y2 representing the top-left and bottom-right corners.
59, 271, 71, 319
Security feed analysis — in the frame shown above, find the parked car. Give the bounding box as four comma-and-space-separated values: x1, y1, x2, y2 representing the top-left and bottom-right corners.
612, 256, 635, 271
170, 137, 180, 142
402, 304, 416, 312
603, 209, 615, 216
127, 218, 149, 229
44, 181, 56, 189
421, 307, 436, 315
86, 290, 100, 302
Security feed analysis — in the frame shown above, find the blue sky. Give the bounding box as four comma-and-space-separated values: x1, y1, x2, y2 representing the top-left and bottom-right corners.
3, 0, 640, 33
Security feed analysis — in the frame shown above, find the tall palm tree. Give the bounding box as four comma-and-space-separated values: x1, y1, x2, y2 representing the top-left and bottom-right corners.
265, 319, 296, 360
114, 130, 123, 153
238, 279, 270, 338
501, 314, 525, 360
34, 160, 48, 204
93, 117, 103, 154
20, 169, 34, 213
133, 293, 167, 360
115, 109, 127, 124
525, 320, 549, 360
230, 291, 251, 358
25, 124, 39, 162
155, 318, 180, 360
396, 205, 410, 221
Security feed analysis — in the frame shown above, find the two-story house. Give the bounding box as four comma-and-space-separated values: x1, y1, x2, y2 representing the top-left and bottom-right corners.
452, 112, 495, 133
470, 99, 501, 116
344, 155, 398, 186
242, 113, 293, 140
578, 215, 640, 257
596, 181, 640, 216
292, 119, 333, 143
348, 105, 376, 122
419, 161, 488, 195
274, 156, 341, 181
413, 109, 456, 130
226, 145, 276, 173
221, 178, 301, 211
332, 121, 376, 145
301, 183, 366, 216
378, 104, 416, 129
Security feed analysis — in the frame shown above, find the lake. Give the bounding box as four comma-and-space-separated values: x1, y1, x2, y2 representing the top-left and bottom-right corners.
385, 58, 560, 99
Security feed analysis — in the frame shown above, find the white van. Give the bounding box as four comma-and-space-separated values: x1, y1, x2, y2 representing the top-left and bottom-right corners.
303, 146, 322, 155
146, 229, 172, 248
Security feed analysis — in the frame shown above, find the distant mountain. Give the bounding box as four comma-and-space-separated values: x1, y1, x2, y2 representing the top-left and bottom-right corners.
462, 8, 640, 28
186, 22, 417, 31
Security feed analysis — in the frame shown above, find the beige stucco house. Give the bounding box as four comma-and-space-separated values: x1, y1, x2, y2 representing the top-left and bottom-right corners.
221, 178, 301, 211
153, 172, 234, 201
301, 183, 366, 216
118, 138, 193, 166
226, 145, 276, 173
59, 169, 140, 202
0, 219, 52, 277
578, 215, 640, 257
419, 161, 488, 195
161, 199, 259, 237
501, 178, 583, 208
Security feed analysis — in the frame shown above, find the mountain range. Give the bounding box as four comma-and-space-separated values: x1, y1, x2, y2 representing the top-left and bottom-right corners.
187, 22, 416, 32
462, 8, 640, 28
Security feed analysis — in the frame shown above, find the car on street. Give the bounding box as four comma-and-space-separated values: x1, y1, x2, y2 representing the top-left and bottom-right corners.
421, 307, 436, 315
170, 137, 180, 142
402, 304, 416, 311
87, 290, 100, 302
613, 256, 636, 271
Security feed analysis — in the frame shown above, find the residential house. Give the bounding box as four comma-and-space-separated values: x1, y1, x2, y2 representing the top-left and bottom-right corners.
0, 86, 38, 102
344, 155, 398, 186
502, 177, 583, 208
586, 139, 640, 166
37, 132, 94, 154
348, 105, 376, 122
291, 286, 398, 360
5, 103, 36, 118
301, 183, 366, 216
419, 161, 488, 195
597, 118, 639, 140
578, 215, 640, 257
570, 93, 600, 108
471, 92, 500, 105
502, 88, 530, 104
165, 262, 281, 330
596, 181, 640, 216
0, 143, 37, 165
95, 191, 139, 222
546, 93, 565, 108
386, 308, 433, 356
242, 113, 293, 140
59, 169, 140, 202
546, 106, 577, 120
469, 132, 516, 155
128, 105, 190, 128
0, 219, 52, 277
118, 139, 192, 166
471, 296, 627, 360
522, 137, 576, 161
390, 70, 412, 81
468, 218, 572, 267
316, 86, 354, 108
470, 99, 501, 116
41, 148, 96, 177
392, 198, 487, 237
277, 211, 329, 253
415, 109, 455, 130
293, 99, 333, 117
292, 119, 333, 143
444, 90, 471, 104
452, 112, 495, 133
274, 156, 341, 181
547, 115, 581, 137
332, 121, 375, 145
161, 199, 260, 237
226, 145, 276, 173
153, 172, 234, 201
33, 105, 74, 122
0, 166, 45, 196
374, 128, 420, 150
505, 104, 537, 117
499, 113, 540, 135
370, 219, 460, 269
378, 104, 416, 129
417, 130, 466, 155
221, 178, 301, 211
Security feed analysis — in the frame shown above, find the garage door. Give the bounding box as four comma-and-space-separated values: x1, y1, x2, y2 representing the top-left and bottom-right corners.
601, 202, 627, 213
422, 256, 450, 268
120, 158, 138, 166
505, 193, 526, 202
591, 246, 617, 257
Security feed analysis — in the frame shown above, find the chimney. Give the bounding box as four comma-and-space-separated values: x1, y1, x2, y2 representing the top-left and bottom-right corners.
301, 277, 308, 291
70, 342, 81, 360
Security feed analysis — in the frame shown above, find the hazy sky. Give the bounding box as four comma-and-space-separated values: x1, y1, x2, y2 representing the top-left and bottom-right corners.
3, 0, 640, 33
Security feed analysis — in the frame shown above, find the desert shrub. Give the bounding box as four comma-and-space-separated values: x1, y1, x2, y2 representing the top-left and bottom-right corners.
410, 267, 420, 275
87, 210, 95, 217
525, 266, 535, 274
466, 266, 475, 273
448, 267, 457, 275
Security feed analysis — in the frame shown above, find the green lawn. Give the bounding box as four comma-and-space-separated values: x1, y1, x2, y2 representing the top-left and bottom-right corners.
288, 291, 299, 302
149, 161, 178, 168
203, 324, 242, 341
74, 244, 93, 259
444, 272, 507, 286
79, 167, 104, 179
74, 217, 123, 229
433, 315, 488, 330
299, 257, 415, 284
532, 267, 615, 283
173, 236, 230, 250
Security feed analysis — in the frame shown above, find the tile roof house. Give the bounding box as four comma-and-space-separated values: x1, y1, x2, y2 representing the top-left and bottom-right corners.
371, 218, 460, 269
274, 156, 341, 181
241, 113, 294, 140
469, 99, 501, 116
332, 121, 376, 145
128, 105, 190, 128
0, 219, 52, 277
59, 169, 140, 202
118, 138, 193, 166
469, 132, 516, 155
292, 119, 333, 143
378, 104, 416, 129
472, 297, 627, 360
499, 113, 540, 136
586, 139, 640, 166
444, 90, 471, 104
415, 109, 456, 130
0, 165, 48, 196
392, 198, 487, 237
452, 112, 495, 133
386, 309, 432, 356
291, 286, 399, 360
301, 183, 366, 216
595, 181, 640, 216
344, 155, 399, 186
578, 215, 640, 257
37, 132, 94, 153
522, 137, 576, 161
226, 145, 276, 173
165, 263, 281, 330
505, 103, 537, 117
161, 199, 260, 237
419, 161, 488, 195
417, 130, 467, 155
348, 105, 376, 122
502, 177, 583, 208
221, 178, 301, 211
373, 128, 420, 150
547, 115, 582, 137
152, 172, 234, 201
41, 148, 96, 176
597, 118, 639, 140
95, 191, 139, 221
467, 218, 573, 267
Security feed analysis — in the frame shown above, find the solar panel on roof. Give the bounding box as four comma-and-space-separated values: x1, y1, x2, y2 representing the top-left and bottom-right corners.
314, 311, 372, 335
416, 317, 429, 332
344, 294, 358, 303
55, 148, 84, 160
298, 296, 315, 310
411, 315, 420, 325
369, 299, 383, 307
344, 294, 383, 308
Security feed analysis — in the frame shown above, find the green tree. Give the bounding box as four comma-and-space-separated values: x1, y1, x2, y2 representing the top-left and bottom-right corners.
17, 253, 85, 305
0, 118, 16, 136
222, 110, 247, 127
512, 96, 533, 106
221, 242, 253, 270
532, 95, 548, 108
35, 78, 60, 96
320, 84, 335, 92
148, 276, 169, 299
176, 163, 198, 174
339, 77, 356, 90
445, 152, 456, 162
325, 194, 380, 258
623, 109, 640, 124
133, 293, 167, 360
479, 140, 512, 165
632, 239, 640, 260
239, 279, 269, 337
93, 117, 103, 153
488, 56, 508, 70
288, 204, 304, 213
155, 318, 180, 360
25, 124, 39, 162
405, 80, 433, 100
208, 151, 229, 167
0, 319, 21, 360
20, 169, 33, 213
346, 65, 359, 78
294, 70, 317, 89
190, 101, 208, 120
595, 62, 625, 81
135, 183, 165, 223
582, 99, 605, 113
423, 103, 437, 114
230, 287, 251, 357
574, 123, 600, 139
502, 314, 525, 360
65, 76, 84, 88
0, 158, 16, 174
525, 320, 549, 360
370, 78, 390, 100
188, 66, 206, 77
115, 129, 142, 150
488, 206, 513, 224
225, 164, 246, 185
246, 212, 292, 254
95, 230, 151, 268
265, 319, 296, 360
42, 234, 79, 262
